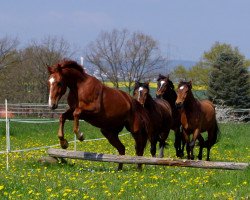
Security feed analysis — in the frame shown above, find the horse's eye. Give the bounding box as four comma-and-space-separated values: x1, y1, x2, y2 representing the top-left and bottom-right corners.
57, 82, 63, 87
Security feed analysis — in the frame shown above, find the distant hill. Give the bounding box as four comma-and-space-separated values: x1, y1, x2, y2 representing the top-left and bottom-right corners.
167, 60, 197, 70
84, 59, 198, 76
155, 59, 197, 75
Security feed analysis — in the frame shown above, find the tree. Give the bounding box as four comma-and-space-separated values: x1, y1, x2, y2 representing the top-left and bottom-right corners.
0, 36, 75, 103
0, 36, 19, 70
84, 29, 167, 93
207, 45, 250, 108
188, 62, 210, 86
171, 65, 188, 82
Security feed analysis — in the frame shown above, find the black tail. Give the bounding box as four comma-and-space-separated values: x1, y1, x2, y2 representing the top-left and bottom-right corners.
212, 120, 220, 145
204, 120, 220, 147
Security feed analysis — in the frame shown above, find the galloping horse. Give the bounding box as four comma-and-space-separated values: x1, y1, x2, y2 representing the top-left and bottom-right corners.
47, 60, 150, 170
175, 81, 219, 161
133, 81, 172, 158
156, 74, 184, 157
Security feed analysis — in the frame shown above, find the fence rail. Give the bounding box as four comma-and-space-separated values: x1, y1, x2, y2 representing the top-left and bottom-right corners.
0, 103, 68, 118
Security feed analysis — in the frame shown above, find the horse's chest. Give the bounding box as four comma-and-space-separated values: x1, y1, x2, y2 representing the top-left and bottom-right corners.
181, 112, 199, 131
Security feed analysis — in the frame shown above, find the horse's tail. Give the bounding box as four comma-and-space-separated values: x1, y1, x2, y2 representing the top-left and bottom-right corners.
205, 120, 220, 147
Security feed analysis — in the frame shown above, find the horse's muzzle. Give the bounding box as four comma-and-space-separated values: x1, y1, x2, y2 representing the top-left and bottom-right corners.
175, 102, 183, 109
49, 104, 58, 110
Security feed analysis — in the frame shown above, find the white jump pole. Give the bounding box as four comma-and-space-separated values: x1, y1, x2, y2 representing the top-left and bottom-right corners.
5, 99, 10, 171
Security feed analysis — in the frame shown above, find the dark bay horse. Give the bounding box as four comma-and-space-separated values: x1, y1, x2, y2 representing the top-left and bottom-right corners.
156, 74, 184, 157
175, 81, 219, 161
47, 60, 150, 170
133, 81, 172, 158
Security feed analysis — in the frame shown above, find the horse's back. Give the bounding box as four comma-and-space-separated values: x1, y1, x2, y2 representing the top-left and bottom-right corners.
154, 98, 172, 117
200, 100, 217, 130
102, 85, 133, 114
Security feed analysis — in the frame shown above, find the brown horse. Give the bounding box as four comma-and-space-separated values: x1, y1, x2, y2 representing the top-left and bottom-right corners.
133, 81, 172, 158
175, 81, 219, 161
47, 59, 150, 170
156, 74, 184, 157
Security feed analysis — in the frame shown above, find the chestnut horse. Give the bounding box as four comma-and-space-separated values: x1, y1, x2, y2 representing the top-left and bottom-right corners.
156, 74, 184, 157
133, 81, 172, 158
47, 60, 150, 170
175, 81, 219, 161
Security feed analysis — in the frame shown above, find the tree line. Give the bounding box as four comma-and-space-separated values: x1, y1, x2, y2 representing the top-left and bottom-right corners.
0, 30, 249, 108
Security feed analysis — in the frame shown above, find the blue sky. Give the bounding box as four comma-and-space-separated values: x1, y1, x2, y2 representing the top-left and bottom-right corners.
1, 0, 250, 61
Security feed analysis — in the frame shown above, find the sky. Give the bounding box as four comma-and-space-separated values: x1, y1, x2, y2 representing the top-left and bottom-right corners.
1, 0, 250, 61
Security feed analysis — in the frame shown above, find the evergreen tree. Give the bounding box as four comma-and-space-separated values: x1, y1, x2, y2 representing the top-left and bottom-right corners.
208, 49, 250, 108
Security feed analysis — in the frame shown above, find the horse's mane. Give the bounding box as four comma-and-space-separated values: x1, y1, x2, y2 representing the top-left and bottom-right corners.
59, 59, 85, 74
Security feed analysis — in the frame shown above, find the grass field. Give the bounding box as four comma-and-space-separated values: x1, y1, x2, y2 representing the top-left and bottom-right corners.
0, 120, 249, 199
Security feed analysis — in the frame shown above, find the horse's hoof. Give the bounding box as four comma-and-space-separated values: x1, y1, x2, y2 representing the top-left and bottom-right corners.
60, 140, 69, 149
117, 163, 123, 171
177, 152, 184, 158
78, 133, 85, 141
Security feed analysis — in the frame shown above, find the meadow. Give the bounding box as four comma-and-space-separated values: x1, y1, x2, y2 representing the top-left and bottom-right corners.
0, 120, 249, 199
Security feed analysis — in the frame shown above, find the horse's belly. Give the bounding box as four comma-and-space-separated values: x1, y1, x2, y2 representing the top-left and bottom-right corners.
81, 113, 126, 128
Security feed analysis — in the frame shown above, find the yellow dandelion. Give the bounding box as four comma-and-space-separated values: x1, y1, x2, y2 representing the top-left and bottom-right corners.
0, 185, 4, 190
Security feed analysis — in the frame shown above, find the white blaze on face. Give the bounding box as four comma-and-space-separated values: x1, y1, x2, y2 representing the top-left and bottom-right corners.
48, 77, 55, 107
138, 87, 143, 101
179, 86, 184, 90
159, 80, 165, 90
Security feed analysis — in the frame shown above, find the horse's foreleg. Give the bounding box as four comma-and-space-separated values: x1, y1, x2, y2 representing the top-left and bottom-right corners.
189, 128, 201, 160
159, 130, 170, 158
174, 127, 184, 157
197, 135, 205, 160
73, 108, 85, 141
182, 130, 191, 159
58, 109, 74, 149
150, 137, 157, 157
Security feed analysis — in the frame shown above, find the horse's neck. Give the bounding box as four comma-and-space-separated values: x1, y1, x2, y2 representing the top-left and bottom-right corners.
144, 94, 156, 110
64, 70, 89, 90
163, 89, 177, 108
184, 92, 198, 110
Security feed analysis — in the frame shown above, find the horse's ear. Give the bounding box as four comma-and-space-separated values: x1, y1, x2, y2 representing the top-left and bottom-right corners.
189, 80, 192, 89
47, 66, 53, 74
134, 81, 140, 88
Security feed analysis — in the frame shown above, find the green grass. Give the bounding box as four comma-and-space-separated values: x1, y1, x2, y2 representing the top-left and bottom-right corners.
0, 120, 249, 199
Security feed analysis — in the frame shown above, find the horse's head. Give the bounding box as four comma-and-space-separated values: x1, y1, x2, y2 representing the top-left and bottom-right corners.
133, 81, 150, 106
47, 63, 67, 110
175, 81, 192, 108
156, 74, 173, 98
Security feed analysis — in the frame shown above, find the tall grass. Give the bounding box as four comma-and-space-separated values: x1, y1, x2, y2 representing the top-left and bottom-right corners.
0, 121, 249, 199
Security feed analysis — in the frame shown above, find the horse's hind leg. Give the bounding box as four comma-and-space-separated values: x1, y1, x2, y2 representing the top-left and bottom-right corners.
101, 128, 125, 171
58, 108, 74, 149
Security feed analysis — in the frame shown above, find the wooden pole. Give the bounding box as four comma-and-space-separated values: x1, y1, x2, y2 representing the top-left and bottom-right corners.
47, 148, 249, 170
